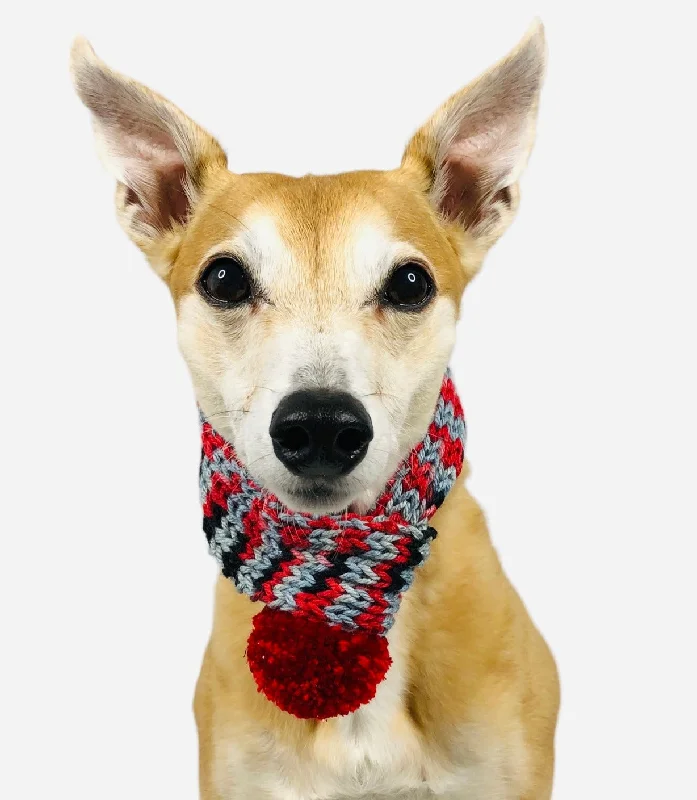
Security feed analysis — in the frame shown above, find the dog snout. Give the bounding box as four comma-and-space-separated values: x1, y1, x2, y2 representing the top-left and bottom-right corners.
269, 390, 373, 478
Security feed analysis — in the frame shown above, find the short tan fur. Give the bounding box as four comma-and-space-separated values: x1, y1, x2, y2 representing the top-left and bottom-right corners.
71, 22, 559, 799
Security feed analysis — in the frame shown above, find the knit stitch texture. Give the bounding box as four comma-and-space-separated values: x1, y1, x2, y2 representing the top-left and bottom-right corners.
200, 371, 466, 638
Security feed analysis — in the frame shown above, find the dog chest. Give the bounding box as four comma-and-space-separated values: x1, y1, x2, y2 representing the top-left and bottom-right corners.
211, 654, 523, 800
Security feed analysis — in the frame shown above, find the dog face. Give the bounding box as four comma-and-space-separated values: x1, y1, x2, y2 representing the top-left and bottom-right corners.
172, 171, 466, 513
71, 26, 545, 513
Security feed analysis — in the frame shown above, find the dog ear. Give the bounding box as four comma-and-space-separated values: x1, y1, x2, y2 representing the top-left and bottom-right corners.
402, 21, 546, 250
70, 38, 227, 276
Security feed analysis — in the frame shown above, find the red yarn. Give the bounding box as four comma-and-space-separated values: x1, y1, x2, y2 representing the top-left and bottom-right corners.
246, 606, 392, 720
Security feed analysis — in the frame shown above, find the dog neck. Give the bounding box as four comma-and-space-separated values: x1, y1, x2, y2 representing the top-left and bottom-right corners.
199, 371, 466, 719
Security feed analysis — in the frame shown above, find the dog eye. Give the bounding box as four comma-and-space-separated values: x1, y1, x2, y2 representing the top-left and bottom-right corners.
198, 257, 252, 306
381, 263, 434, 309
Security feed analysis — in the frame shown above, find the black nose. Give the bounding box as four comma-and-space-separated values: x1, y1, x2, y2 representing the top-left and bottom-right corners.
269, 390, 373, 478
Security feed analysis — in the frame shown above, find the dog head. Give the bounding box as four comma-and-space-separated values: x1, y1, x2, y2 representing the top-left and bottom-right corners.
71, 25, 545, 513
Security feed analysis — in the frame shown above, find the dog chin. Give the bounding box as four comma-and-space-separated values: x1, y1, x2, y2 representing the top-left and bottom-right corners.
274, 481, 359, 515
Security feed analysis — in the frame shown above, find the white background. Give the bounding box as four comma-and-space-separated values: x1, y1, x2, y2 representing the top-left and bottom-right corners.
1, 1, 695, 798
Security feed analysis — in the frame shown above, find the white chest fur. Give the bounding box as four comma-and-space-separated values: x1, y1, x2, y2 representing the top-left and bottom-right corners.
211, 627, 524, 800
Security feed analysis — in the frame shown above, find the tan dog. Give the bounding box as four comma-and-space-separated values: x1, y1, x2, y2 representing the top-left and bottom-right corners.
71, 21, 559, 800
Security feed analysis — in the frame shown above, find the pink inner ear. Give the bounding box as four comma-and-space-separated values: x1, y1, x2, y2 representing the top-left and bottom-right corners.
440, 155, 514, 231
440, 155, 484, 225
120, 140, 191, 231
155, 162, 190, 227
438, 126, 517, 229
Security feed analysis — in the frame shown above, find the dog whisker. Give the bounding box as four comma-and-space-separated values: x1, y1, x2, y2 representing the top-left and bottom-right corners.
206, 408, 250, 420
244, 452, 275, 470
206, 202, 255, 236
360, 390, 403, 405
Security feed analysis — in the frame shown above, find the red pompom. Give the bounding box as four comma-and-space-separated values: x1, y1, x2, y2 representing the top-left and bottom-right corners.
246, 606, 392, 720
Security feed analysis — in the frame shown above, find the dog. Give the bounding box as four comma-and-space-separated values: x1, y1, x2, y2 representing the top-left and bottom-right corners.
71, 21, 559, 800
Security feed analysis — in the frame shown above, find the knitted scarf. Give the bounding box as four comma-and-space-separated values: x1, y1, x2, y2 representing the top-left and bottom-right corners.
200, 371, 465, 720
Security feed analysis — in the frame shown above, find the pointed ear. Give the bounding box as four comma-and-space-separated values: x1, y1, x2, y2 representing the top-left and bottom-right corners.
402, 22, 546, 249
70, 38, 227, 275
